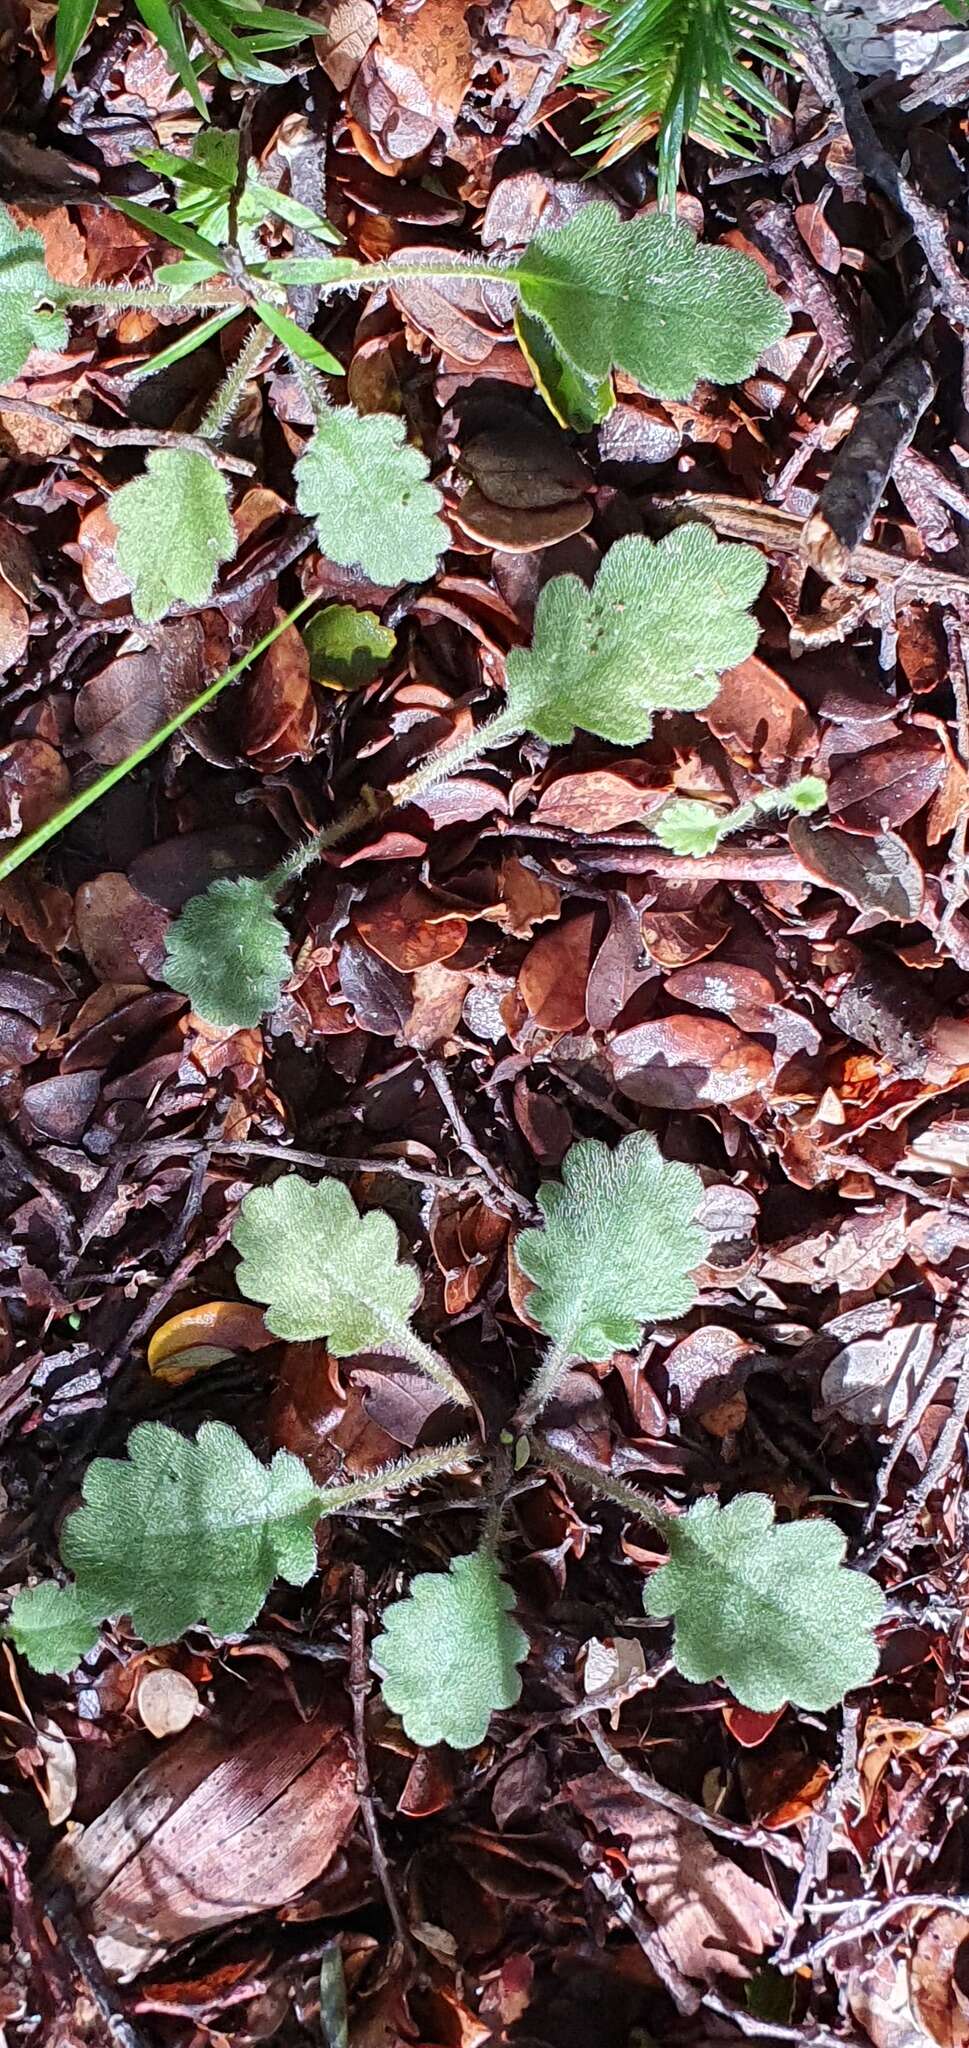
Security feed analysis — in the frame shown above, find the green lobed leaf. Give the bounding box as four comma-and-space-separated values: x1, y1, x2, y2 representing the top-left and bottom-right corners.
517, 1131, 709, 1361
232, 1172, 422, 1351
0, 206, 69, 387
373, 1551, 528, 1749
304, 603, 396, 690
504, 527, 766, 747
295, 405, 446, 587
49, 1421, 318, 1654
652, 798, 735, 858
112, 448, 236, 622
644, 1494, 886, 1712
8, 1580, 100, 1675
515, 202, 789, 402
164, 876, 291, 1030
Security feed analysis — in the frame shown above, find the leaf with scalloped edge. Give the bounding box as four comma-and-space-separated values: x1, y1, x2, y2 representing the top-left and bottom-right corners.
644, 1494, 886, 1712
0, 206, 69, 387
15, 1422, 321, 1665
112, 448, 236, 622
232, 1172, 422, 1351
504, 527, 766, 747
373, 1551, 528, 1748
295, 405, 446, 587
515, 202, 789, 403
516, 1131, 708, 1362
7, 1580, 100, 1675
164, 876, 291, 1030
652, 798, 735, 858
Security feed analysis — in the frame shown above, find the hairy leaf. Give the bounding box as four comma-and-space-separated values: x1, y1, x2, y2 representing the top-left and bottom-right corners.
515, 203, 789, 401
8, 1580, 99, 1675
112, 449, 236, 621
504, 528, 765, 747
164, 876, 291, 1029
0, 206, 69, 386
232, 1172, 422, 1351
784, 774, 826, 814
517, 1132, 708, 1361
644, 1494, 886, 1712
652, 798, 734, 858
52, 1421, 320, 1650
295, 406, 446, 586
374, 1551, 528, 1748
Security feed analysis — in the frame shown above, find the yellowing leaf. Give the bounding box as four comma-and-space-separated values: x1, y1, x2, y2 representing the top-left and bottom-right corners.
147, 1301, 274, 1383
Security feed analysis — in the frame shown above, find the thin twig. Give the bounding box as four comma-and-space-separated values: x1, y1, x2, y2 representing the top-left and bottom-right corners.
785, 1891, 969, 1970
0, 395, 255, 473
583, 1718, 803, 1872
349, 1569, 415, 1968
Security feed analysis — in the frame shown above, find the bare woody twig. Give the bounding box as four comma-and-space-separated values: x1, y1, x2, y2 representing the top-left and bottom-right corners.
806, 354, 935, 571
349, 1569, 414, 1968
0, 396, 256, 474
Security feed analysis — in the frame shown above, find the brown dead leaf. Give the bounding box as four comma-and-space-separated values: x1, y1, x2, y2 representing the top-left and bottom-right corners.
136, 1668, 200, 1739
705, 654, 816, 767
74, 620, 205, 766
518, 911, 596, 1029
147, 1301, 276, 1383
374, 0, 472, 140
536, 763, 666, 833
911, 1911, 969, 2048
611, 1014, 772, 1108
0, 578, 29, 674
49, 1707, 358, 1977
827, 731, 945, 834
243, 619, 317, 766
0, 738, 69, 839
356, 884, 469, 971
569, 1771, 786, 1981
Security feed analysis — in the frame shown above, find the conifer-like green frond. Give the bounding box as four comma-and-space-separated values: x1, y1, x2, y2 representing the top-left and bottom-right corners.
576, 0, 809, 203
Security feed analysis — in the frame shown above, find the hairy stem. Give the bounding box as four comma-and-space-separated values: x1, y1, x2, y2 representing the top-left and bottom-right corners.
537, 1438, 672, 1533
381, 1320, 475, 1412
56, 285, 243, 312
200, 320, 268, 440
515, 1338, 575, 1430
268, 708, 521, 893
316, 1439, 478, 1515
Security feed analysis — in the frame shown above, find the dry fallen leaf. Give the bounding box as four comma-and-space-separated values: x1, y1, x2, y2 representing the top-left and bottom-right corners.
569, 1770, 787, 1982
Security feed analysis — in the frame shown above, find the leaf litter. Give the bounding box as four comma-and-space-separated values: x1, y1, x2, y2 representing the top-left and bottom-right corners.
0, 7, 969, 2048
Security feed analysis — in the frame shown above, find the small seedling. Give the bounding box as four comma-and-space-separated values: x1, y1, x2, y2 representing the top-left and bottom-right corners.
653, 775, 827, 858
0, 193, 787, 621
163, 525, 768, 1029
8, 1138, 884, 1742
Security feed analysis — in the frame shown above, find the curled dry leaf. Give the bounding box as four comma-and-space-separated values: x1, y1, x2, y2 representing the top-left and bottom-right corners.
569, 1771, 786, 1982
48, 1708, 358, 1977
